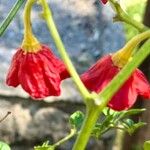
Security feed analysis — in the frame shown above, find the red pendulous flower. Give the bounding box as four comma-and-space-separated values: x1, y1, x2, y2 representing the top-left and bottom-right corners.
81, 54, 150, 111
100, 0, 108, 4
6, 0, 70, 99
6, 45, 69, 99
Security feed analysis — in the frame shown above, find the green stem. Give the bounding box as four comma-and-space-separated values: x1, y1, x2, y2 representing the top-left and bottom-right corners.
109, 0, 148, 32
121, 30, 150, 51
21, 0, 41, 51
53, 128, 76, 148
112, 30, 150, 68
72, 104, 100, 150
0, 0, 25, 36
23, 0, 35, 35
39, 0, 90, 100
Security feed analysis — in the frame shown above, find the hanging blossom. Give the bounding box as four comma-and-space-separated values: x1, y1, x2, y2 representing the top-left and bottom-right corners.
81, 37, 150, 111
6, 0, 69, 99
6, 42, 69, 99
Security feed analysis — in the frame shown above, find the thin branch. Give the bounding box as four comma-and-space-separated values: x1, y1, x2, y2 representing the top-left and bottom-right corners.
0, 111, 11, 123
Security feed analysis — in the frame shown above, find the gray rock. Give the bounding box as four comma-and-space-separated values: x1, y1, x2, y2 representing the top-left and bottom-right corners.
26, 107, 69, 142
0, 100, 70, 146
0, 101, 31, 143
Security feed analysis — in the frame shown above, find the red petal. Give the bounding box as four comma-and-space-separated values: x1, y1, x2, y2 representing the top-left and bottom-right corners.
133, 69, 150, 99
41, 45, 70, 79
108, 76, 138, 111
18, 50, 61, 99
6, 45, 68, 99
81, 55, 140, 111
81, 55, 119, 92
38, 49, 61, 96
6, 49, 22, 87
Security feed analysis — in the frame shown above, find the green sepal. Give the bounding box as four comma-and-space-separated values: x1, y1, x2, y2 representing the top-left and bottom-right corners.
122, 120, 146, 135
117, 109, 146, 120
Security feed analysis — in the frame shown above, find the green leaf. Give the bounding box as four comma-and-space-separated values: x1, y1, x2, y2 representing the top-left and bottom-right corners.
0, 0, 25, 36
92, 114, 115, 138
144, 141, 150, 150
92, 108, 146, 138
0, 141, 11, 150
69, 111, 85, 129
126, 122, 146, 135
119, 109, 146, 119
92, 124, 101, 138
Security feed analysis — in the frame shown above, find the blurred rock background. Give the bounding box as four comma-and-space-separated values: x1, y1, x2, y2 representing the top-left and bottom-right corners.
0, 0, 126, 149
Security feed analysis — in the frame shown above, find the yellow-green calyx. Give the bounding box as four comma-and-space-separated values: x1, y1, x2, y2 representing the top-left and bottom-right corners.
112, 30, 150, 68
112, 48, 133, 68
21, 0, 41, 53
21, 33, 41, 53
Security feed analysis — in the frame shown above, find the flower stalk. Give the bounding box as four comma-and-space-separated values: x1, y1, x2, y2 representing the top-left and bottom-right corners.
109, 0, 148, 32
112, 30, 150, 68
53, 128, 77, 148
21, 0, 41, 52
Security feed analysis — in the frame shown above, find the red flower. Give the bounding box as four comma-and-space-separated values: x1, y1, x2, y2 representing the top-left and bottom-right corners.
81, 55, 150, 111
6, 45, 69, 99
100, 0, 108, 4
